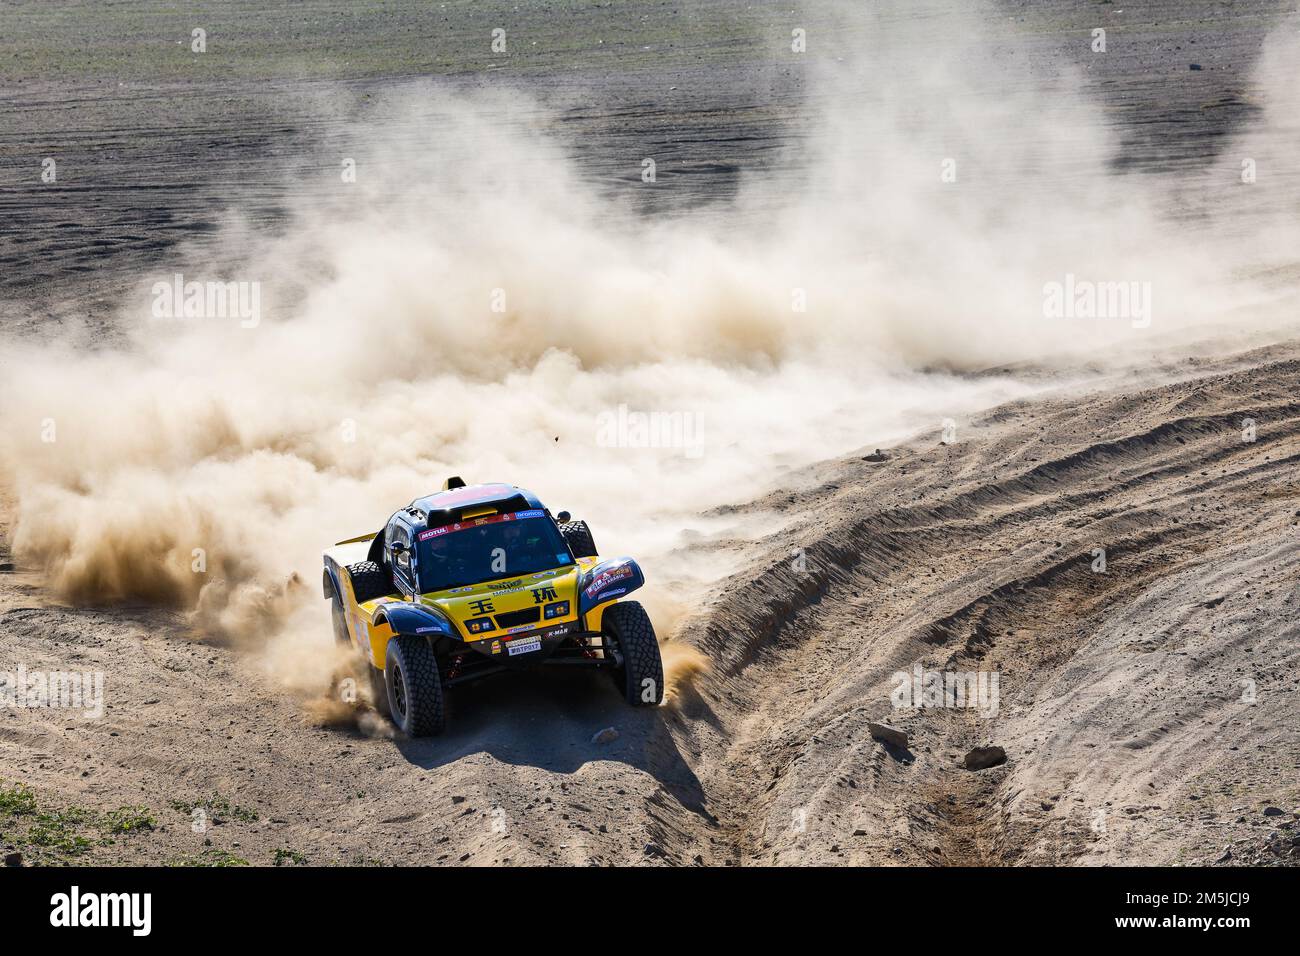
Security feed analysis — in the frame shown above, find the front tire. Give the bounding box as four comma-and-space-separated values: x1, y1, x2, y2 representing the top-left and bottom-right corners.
384, 635, 446, 736
603, 601, 664, 707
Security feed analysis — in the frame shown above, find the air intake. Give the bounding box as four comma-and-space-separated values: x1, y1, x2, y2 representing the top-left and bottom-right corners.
494, 608, 540, 629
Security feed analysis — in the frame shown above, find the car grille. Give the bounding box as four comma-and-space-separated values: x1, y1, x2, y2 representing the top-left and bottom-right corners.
494, 607, 540, 629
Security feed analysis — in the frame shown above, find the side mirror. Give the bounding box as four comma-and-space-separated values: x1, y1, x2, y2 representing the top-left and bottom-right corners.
556, 511, 571, 523
391, 543, 410, 568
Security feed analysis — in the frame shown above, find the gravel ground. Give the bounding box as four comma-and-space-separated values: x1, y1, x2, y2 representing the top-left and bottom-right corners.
0, 0, 1289, 312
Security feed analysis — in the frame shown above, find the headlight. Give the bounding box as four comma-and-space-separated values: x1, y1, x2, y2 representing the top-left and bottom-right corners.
466, 618, 495, 633
544, 601, 570, 619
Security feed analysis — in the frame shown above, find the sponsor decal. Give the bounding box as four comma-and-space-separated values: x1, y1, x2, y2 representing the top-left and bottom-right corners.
469, 599, 495, 615
583, 563, 634, 598
506, 624, 534, 634
507, 637, 541, 657
532, 585, 559, 604
418, 510, 543, 541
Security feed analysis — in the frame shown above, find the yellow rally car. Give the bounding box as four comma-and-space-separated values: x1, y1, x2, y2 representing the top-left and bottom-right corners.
322, 478, 664, 736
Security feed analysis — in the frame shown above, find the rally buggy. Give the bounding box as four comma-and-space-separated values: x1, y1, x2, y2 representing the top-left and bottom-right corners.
322, 478, 664, 736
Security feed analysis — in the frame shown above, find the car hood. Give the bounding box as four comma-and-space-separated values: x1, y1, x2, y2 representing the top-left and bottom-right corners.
417, 564, 584, 641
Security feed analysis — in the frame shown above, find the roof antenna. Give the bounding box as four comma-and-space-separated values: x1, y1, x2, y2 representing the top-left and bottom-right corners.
442, 476, 467, 490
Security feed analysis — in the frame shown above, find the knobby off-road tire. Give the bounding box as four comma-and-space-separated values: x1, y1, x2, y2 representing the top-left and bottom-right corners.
328, 584, 383, 716
329, 590, 351, 647
368, 666, 390, 718
559, 520, 598, 558
603, 601, 664, 707
344, 562, 396, 717
384, 635, 446, 736
346, 560, 393, 603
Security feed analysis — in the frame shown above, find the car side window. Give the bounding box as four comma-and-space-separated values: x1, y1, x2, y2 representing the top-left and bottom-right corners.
390, 524, 415, 590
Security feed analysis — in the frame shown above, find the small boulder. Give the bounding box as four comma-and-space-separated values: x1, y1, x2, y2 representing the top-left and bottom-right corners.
591, 727, 620, 745
862, 449, 890, 463
3, 852, 22, 867
868, 722, 908, 749
1262, 806, 1284, 817
963, 745, 1007, 770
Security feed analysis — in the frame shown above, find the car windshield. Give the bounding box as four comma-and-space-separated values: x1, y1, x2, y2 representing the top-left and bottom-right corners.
414, 511, 571, 593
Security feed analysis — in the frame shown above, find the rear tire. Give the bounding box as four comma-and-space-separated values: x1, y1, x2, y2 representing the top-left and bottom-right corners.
603, 601, 663, 707
330, 581, 385, 713
347, 561, 392, 603
368, 666, 390, 718
559, 520, 598, 558
384, 635, 446, 736
329, 590, 351, 647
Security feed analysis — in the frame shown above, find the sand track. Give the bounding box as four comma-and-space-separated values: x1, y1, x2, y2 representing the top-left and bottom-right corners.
662, 346, 1300, 865
4, 346, 1296, 866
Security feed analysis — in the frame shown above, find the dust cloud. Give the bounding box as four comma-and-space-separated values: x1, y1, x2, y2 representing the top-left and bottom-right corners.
1, 1, 1297, 699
